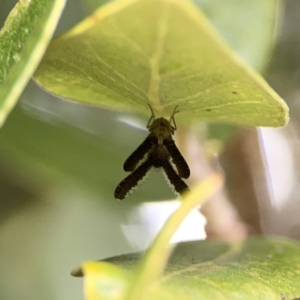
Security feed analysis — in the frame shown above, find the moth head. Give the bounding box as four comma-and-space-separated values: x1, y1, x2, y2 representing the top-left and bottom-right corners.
146, 104, 179, 143
149, 117, 175, 144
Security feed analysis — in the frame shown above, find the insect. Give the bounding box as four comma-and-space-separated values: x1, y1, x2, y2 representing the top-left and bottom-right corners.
114, 104, 190, 200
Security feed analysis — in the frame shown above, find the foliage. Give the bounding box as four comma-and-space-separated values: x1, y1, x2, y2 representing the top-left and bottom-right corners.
75, 237, 300, 300
33, 0, 288, 127
0, 0, 295, 300
0, 0, 66, 127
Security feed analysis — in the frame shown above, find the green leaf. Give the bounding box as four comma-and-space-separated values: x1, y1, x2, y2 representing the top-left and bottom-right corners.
76, 261, 129, 300
0, 0, 66, 127
34, 0, 288, 127
193, 0, 281, 141
86, 0, 280, 72
75, 237, 300, 300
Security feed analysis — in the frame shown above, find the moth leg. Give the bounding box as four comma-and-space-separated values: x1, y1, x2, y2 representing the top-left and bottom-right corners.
115, 160, 152, 200
169, 105, 179, 130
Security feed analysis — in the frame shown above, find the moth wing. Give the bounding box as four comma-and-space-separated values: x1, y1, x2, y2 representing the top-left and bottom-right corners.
123, 136, 153, 172
161, 160, 190, 197
164, 139, 190, 179
115, 159, 152, 200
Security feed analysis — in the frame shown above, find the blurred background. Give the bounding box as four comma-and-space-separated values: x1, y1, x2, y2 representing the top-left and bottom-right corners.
0, 0, 300, 299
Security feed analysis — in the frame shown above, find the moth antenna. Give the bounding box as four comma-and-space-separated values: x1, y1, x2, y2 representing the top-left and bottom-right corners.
147, 103, 156, 128
170, 105, 179, 130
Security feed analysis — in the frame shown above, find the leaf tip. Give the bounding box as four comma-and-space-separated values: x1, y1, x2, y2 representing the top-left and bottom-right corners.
71, 265, 84, 277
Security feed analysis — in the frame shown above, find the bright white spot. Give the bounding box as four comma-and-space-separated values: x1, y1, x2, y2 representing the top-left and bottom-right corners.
117, 115, 147, 131
121, 200, 206, 251
13, 53, 20, 62
259, 128, 294, 209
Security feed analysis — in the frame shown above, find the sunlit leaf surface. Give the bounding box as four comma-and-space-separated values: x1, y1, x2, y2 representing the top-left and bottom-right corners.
0, 0, 66, 127
34, 0, 288, 127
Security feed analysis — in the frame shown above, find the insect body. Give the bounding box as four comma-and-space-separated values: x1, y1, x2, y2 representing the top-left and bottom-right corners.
114, 105, 190, 200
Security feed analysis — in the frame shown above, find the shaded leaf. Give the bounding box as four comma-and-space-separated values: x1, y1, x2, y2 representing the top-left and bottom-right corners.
75, 238, 300, 300
34, 0, 288, 127
0, 0, 66, 127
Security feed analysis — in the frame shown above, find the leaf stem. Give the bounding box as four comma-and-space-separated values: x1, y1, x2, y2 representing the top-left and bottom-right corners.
125, 172, 224, 300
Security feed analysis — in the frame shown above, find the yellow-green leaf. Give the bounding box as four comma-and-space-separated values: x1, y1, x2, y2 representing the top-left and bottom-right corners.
34, 0, 288, 127
74, 261, 129, 300
0, 0, 66, 127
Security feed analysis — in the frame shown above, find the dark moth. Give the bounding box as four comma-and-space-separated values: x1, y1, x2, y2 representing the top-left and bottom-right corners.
114, 105, 190, 200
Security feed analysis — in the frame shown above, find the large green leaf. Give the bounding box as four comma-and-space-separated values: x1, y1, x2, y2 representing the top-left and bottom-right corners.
0, 0, 66, 127
194, 0, 281, 141
34, 0, 288, 127
74, 237, 300, 300
86, 0, 279, 72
